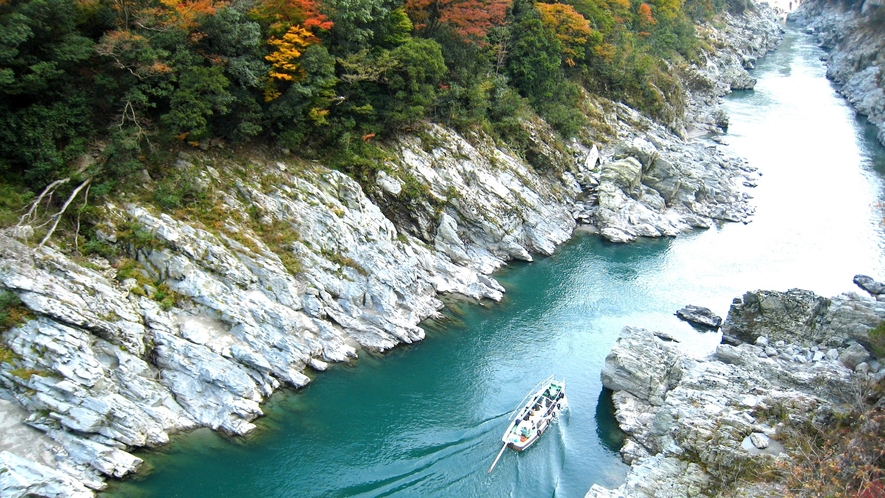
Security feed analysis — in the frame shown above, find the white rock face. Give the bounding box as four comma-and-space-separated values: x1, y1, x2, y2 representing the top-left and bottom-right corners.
686, 6, 784, 134
0, 451, 93, 498
580, 112, 761, 243
591, 288, 885, 498
790, 0, 885, 146
0, 123, 574, 494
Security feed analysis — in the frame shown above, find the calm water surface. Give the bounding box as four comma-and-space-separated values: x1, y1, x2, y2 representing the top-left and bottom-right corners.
108, 27, 885, 498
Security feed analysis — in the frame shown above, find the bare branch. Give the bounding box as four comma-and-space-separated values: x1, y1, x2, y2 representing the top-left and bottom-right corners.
38, 177, 93, 249
74, 182, 91, 254
17, 178, 70, 226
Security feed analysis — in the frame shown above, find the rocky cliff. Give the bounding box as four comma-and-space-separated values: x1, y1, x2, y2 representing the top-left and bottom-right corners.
789, 0, 885, 146
589, 279, 885, 497
0, 5, 781, 496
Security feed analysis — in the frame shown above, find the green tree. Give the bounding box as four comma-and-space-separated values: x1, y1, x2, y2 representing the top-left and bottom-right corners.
0, 0, 97, 183
506, 15, 563, 102
161, 65, 234, 140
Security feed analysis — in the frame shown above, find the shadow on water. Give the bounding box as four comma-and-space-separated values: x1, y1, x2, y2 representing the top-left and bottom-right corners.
595, 389, 626, 455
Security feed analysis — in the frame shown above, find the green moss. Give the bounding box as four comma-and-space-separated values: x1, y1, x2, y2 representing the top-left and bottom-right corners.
325, 251, 367, 276
153, 283, 181, 311
116, 220, 159, 249
0, 290, 32, 331
0, 345, 19, 364
9, 367, 49, 380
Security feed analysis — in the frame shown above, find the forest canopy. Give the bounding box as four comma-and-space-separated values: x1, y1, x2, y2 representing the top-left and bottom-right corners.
0, 0, 744, 195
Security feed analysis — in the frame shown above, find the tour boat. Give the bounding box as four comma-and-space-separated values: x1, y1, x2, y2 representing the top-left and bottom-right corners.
488, 376, 567, 472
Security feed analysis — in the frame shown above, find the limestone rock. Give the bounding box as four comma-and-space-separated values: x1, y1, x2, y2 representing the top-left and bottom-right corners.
839, 342, 871, 370
675, 305, 723, 328
593, 283, 874, 497
0, 451, 93, 498
601, 327, 691, 406
854, 274, 885, 296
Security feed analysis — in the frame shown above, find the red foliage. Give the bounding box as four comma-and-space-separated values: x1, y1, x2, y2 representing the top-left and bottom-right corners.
405, 0, 511, 44
859, 481, 885, 498
251, 0, 333, 35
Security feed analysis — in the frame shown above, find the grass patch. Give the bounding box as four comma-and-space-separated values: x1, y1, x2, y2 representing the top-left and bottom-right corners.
113, 258, 182, 310
0, 345, 19, 364
9, 367, 49, 380
325, 251, 367, 276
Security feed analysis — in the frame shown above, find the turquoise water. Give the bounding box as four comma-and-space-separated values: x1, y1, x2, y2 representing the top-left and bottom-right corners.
107, 27, 885, 498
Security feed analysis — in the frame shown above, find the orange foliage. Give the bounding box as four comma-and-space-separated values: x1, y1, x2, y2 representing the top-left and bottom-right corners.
250, 0, 332, 35
637, 3, 656, 25
536, 3, 593, 63
158, 0, 225, 30
97, 30, 174, 78
405, 0, 511, 44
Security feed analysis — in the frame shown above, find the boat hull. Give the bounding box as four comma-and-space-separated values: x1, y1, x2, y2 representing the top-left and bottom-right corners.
501, 379, 567, 452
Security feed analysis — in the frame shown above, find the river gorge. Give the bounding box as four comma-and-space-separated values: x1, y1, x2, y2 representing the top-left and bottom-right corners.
99, 24, 885, 498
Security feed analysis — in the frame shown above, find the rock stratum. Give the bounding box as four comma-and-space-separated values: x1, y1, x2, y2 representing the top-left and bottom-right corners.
789, 0, 885, 147
589, 280, 885, 497
0, 5, 781, 496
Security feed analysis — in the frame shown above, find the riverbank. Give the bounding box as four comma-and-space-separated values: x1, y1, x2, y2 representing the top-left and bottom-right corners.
788, 0, 885, 147
588, 279, 885, 497
0, 5, 782, 496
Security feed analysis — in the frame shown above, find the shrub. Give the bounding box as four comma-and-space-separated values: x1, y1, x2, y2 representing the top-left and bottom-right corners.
869, 321, 885, 357
779, 380, 885, 498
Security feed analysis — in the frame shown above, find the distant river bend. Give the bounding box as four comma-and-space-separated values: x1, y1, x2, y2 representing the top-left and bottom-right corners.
109, 26, 885, 498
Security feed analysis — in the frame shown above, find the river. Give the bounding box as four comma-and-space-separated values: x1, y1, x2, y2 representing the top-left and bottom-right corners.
106, 25, 885, 498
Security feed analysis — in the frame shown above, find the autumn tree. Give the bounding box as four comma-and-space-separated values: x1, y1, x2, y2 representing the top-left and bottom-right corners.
535, 2, 594, 65
636, 2, 656, 34
405, 0, 511, 44
249, 0, 332, 35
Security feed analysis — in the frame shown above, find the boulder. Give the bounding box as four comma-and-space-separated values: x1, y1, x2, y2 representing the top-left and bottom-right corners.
839, 342, 871, 370
720, 289, 830, 345
593, 283, 875, 497
853, 274, 885, 296
600, 327, 691, 406
675, 305, 722, 328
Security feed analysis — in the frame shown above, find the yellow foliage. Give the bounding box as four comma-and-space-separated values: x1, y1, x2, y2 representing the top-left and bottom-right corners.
651, 0, 682, 21
265, 25, 316, 80
308, 107, 329, 124
536, 2, 593, 62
